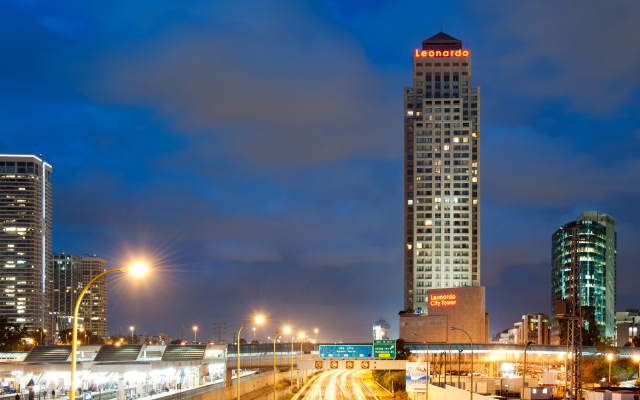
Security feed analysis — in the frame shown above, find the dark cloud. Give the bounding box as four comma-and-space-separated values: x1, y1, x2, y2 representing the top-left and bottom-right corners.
2, 0, 640, 341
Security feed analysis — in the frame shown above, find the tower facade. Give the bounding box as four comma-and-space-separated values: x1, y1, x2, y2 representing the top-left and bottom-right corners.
551, 212, 617, 341
0, 154, 52, 331
52, 253, 84, 333
403, 33, 481, 310
81, 256, 108, 338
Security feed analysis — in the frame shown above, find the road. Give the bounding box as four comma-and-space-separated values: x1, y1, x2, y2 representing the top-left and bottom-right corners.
298, 370, 383, 400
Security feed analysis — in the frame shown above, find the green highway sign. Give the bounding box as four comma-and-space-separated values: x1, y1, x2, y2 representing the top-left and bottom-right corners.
373, 339, 396, 359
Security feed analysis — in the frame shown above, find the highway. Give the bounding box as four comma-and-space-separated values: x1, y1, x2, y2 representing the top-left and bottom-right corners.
298, 370, 382, 400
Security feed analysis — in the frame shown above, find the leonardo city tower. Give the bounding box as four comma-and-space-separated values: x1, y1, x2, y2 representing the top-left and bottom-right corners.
403, 32, 481, 310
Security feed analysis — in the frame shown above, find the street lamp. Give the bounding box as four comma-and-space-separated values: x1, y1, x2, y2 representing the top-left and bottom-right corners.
69, 261, 148, 400
193, 326, 198, 344
298, 333, 305, 385
314, 329, 318, 343
607, 354, 613, 386
522, 340, 534, 399
450, 327, 472, 400
412, 333, 430, 399
237, 316, 264, 400
273, 327, 290, 400
130, 326, 134, 344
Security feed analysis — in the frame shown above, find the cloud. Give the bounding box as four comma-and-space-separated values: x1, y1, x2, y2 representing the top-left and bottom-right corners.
476, 1, 640, 116
76, 0, 399, 169
483, 124, 640, 207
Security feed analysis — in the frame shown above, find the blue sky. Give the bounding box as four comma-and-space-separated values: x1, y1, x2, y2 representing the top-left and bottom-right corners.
2, 0, 640, 342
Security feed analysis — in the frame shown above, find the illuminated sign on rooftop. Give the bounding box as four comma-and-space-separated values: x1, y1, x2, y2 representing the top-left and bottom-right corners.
414, 49, 469, 58
429, 293, 457, 307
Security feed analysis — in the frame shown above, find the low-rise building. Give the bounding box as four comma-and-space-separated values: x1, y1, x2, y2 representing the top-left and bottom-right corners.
505, 314, 551, 345
399, 286, 489, 344
615, 309, 640, 346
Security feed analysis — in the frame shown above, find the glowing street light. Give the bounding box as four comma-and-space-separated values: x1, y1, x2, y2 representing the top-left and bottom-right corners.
314, 328, 318, 343
237, 316, 263, 400
298, 333, 305, 386
607, 354, 613, 386
273, 326, 289, 400
193, 326, 198, 344
69, 262, 148, 400
450, 327, 473, 400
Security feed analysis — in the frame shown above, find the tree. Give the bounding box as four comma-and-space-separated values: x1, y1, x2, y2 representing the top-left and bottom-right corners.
594, 336, 619, 357
0, 316, 29, 351
239, 338, 247, 344
61, 329, 105, 345
632, 336, 640, 347
396, 339, 412, 360
104, 333, 138, 345
170, 339, 183, 344
558, 306, 600, 346
582, 306, 601, 346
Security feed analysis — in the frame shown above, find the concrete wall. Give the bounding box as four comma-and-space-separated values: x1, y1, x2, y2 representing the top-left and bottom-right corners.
408, 383, 495, 400
188, 370, 306, 400
400, 286, 487, 344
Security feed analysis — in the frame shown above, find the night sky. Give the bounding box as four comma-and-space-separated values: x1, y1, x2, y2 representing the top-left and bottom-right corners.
2, 1, 640, 343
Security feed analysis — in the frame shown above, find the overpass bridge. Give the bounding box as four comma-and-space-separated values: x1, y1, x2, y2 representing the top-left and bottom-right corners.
227, 342, 640, 371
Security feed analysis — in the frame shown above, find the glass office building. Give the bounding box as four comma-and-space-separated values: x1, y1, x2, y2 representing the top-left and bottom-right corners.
551, 212, 617, 341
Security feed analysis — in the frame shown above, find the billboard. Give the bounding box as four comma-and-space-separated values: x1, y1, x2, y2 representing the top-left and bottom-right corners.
406, 362, 428, 392
319, 345, 373, 359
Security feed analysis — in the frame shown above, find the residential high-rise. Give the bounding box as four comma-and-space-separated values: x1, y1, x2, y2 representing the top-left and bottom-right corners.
551, 211, 617, 342
51, 253, 84, 333
81, 255, 108, 337
0, 154, 52, 331
404, 32, 481, 310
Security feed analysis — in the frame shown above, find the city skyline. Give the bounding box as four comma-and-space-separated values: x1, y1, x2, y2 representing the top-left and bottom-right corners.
1, 1, 639, 342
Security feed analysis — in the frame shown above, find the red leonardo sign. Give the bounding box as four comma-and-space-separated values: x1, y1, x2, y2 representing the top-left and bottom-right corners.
414, 49, 469, 58
429, 293, 457, 307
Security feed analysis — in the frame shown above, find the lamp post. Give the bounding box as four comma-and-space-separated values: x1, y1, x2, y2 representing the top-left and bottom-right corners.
290, 334, 295, 387
193, 326, 197, 344
522, 340, 534, 400
412, 333, 430, 400
130, 326, 134, 344
69, 262, 148, 400
450, 327, 472, 400
607, 354, 613, 386
273, 327, 290, 400
298, 333, 305, 386
314, 329, 318, 343
459, 349, 463, 388
237, 316, 264, 400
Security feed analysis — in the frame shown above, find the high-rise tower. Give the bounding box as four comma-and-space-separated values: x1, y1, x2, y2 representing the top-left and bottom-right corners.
404, 33, 481, 310
81, 255, 108, 338
551, 212, 617, 342
0, 154, 52, 331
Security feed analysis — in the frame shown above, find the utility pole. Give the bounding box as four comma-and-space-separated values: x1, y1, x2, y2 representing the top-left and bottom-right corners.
555, 223, 594, 400
213, 320, 226, 342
